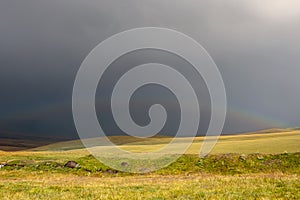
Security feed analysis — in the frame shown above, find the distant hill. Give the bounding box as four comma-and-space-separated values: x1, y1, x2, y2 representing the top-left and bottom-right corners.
0, 131, 70, 151
31, 128, 300, 155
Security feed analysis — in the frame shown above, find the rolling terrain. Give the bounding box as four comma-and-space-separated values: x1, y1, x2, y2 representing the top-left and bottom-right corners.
0, 128, 299, 199
0, 131, 67, 151
31, 128, 300, 154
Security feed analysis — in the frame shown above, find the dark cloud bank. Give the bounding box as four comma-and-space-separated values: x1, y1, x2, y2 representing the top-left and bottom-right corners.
0, 0, 300, 140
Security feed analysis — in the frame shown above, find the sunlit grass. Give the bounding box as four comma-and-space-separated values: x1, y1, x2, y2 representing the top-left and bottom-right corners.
0, 129, 299, 199
30, 129, 300, 155
0, 173, 299, 200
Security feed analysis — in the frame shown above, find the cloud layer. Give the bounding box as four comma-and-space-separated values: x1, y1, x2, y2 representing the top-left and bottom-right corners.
0, 0, 299, 138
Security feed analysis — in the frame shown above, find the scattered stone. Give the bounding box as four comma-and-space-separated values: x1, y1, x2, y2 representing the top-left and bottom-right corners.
263, 159, 281, 166
256, 155, 264, 160
64, 161, 80, 169
239, 154, 247, 161
0, 164, 5, 169
104, 169, 118, 174
137, 168, 152, 173
121, 162, 129, 167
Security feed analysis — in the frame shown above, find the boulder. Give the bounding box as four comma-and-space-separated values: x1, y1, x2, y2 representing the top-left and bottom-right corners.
64, 161, 80, 169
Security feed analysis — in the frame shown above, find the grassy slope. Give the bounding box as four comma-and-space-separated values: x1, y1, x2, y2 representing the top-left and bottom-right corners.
0, 152, 299, 199
33, 129, 300, 154
0, 129, 299, 199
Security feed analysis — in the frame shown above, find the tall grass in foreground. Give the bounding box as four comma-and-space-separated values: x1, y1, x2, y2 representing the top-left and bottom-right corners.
0, 173, 299, 200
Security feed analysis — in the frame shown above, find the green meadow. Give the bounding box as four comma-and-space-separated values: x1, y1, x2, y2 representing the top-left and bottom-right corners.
0, 129, 299, 199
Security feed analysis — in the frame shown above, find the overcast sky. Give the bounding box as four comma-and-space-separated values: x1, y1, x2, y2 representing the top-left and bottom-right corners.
1, 0, 300, 138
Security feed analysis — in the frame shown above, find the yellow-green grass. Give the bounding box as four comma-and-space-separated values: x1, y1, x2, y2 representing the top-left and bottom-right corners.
0, 129, 299, 174
0, 152, 299, 199
0, 172, 299, 200
32, 129, 300, 155
0, 129, 299, 199
0, 129, 298, 173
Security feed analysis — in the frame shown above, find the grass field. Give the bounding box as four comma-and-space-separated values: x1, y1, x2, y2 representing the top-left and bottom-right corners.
33, 128, 300, 154
0, 129, 299, 199
0, 173, 299, 199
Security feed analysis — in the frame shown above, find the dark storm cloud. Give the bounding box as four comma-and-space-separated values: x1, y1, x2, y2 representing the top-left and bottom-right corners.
0, 0, 300, 138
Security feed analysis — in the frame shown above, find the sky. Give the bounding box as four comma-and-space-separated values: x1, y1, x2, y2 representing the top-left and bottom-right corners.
0, 0, 300, 139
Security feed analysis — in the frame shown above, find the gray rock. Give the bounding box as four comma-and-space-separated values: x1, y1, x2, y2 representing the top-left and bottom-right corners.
64, 161, 80, 169
121, 162, 129, 167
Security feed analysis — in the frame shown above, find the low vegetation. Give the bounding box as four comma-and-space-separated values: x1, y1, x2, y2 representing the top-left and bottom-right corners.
0, 173, 299, 200
0, 152, 299, 175
0, 129, 299, 199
